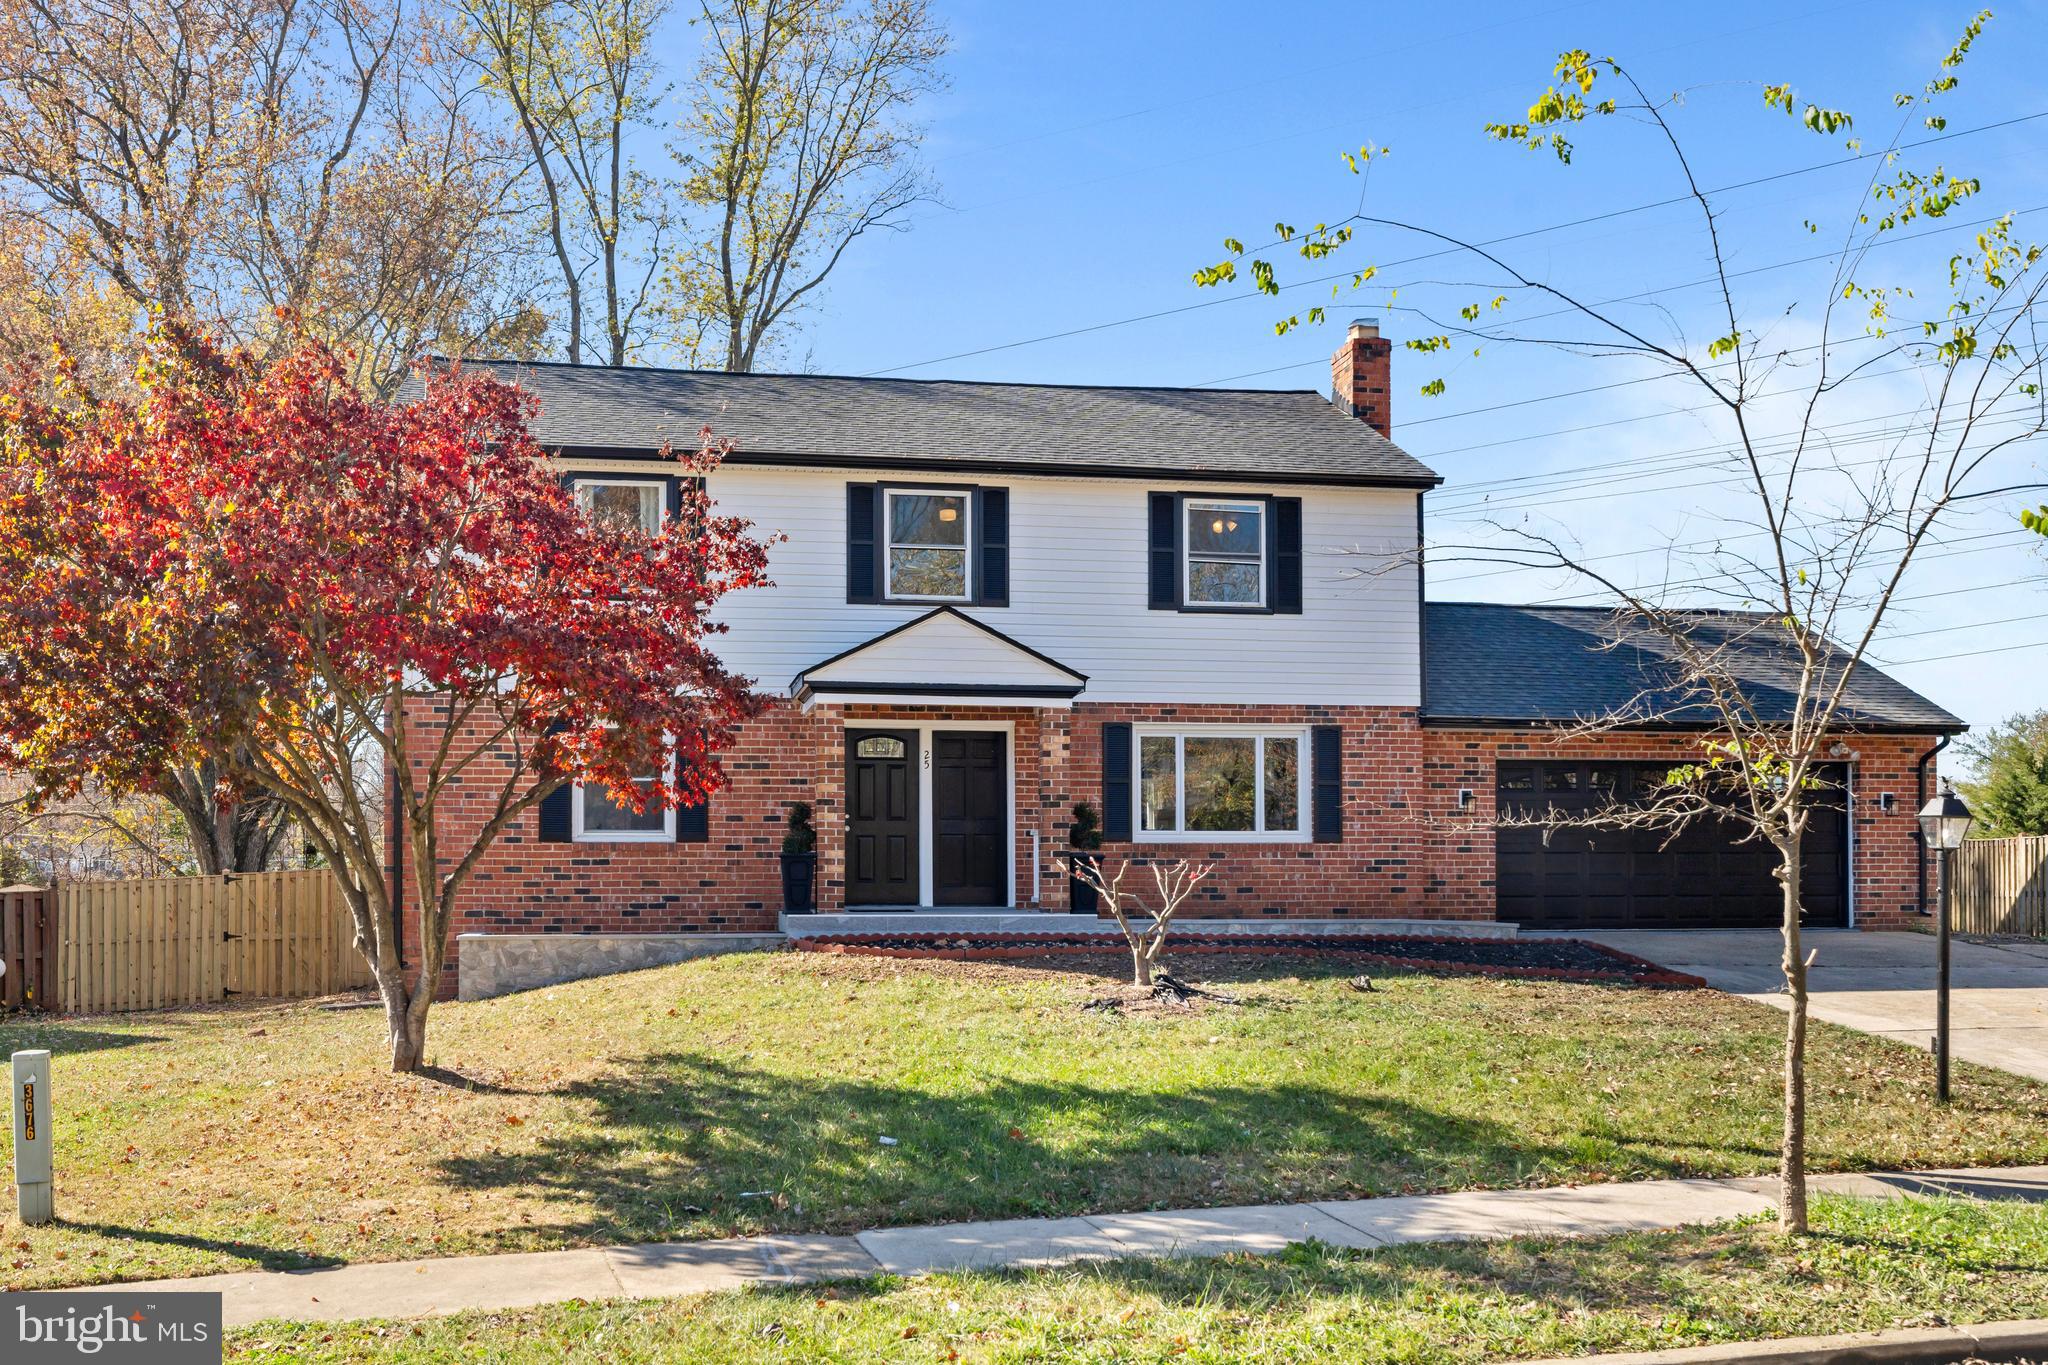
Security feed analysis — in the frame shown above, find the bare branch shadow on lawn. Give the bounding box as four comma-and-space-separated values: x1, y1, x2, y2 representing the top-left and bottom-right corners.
413, 1064, 553, 1097
433, 1051, 1698, 1252
0, 1024, 172, 1055
57, 1220, 346, 1273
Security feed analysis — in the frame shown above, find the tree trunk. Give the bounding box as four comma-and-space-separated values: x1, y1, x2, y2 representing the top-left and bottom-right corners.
1131, 942, 1152, 987
1777, 830, 1809, 1236
379, 972, 425, 1073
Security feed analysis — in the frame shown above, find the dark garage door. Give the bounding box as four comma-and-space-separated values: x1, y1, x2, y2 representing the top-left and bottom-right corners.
1495, 760, 1848, 930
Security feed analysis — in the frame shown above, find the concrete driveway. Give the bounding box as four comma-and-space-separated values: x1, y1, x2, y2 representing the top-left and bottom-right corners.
1566, 929, 2048, 1084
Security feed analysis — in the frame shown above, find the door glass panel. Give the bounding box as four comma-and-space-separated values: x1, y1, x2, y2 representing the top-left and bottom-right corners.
855, 736, 906, 759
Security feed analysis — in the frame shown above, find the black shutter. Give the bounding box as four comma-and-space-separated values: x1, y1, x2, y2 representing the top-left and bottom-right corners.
1271, 497, 1303, 614
537, 783, 572, 843
847, 483, 880, 603
676, 799, 710, 843
1102, 723, 1133, 841
976, 487, 1009, 606
1311, 725, 1343, 844
1147, 493, 1178, 610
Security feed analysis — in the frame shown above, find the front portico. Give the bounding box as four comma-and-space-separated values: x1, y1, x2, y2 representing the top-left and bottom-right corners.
790, 608, 1086, 912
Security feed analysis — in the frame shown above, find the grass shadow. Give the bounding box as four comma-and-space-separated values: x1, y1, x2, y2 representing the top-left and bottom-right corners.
434, 1049, 1695, 1251
58, 1220, 348, 1274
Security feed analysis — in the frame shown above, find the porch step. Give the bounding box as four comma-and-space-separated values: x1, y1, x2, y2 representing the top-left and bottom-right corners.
780, 913, 1517, 941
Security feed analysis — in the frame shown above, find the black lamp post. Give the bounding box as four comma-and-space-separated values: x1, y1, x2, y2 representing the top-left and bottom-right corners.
1917, 782, 1976, 1102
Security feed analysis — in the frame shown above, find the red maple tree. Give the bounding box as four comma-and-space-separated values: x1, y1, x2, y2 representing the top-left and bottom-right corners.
0, 328, 771, 1069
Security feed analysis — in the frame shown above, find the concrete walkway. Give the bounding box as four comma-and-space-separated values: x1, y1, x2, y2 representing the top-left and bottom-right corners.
87, 1165, 2048, 1328
1570, 928, 2048, 1084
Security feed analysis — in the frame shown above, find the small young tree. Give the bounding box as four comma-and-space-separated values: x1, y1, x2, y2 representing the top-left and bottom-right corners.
0, 326, 771, 1070
1062, 856, 1213, 987
1197, 15, 2047, 1232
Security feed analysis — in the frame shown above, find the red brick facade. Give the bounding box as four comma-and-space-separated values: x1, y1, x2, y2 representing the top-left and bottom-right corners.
396, 698, 1946, 995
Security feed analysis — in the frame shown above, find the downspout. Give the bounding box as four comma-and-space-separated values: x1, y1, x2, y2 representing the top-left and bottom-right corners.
1914, 734, 1954, 917
1415, 491, 1428, 718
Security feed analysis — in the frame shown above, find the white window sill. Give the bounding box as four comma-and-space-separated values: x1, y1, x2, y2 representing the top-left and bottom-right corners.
1133, 831, 1311, 845
572, 832, 674, 844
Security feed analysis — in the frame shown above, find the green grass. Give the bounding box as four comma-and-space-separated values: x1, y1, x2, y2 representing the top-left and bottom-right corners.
225, 1195, 2048, 1362
3, 950, 2046, 1291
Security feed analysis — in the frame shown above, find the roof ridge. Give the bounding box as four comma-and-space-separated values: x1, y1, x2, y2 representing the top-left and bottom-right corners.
433, 354, 1327, 399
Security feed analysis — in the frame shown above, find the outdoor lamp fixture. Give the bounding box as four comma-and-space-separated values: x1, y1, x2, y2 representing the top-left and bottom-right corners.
1917, 783, 1976, 1102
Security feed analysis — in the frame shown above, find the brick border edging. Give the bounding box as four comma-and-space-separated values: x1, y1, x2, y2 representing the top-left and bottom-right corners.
792, 932, 1708, 989
1520, 1316, 2048, 1364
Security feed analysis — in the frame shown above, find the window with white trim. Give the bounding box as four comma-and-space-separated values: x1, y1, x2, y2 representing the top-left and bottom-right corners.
574, 477, 666, 536
572, 750, 676, 842
1136, 727, 1306, 840
1183, 499, 1265, 607
885, 488, 971, 601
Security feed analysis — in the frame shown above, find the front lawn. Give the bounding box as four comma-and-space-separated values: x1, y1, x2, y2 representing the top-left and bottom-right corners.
227, 1195, 2048, 1363
3, 950, 2046, 1290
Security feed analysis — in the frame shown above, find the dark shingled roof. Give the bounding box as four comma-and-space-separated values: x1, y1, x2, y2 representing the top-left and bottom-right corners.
438, 360, 1441, 487
1423, 601, 1965, 734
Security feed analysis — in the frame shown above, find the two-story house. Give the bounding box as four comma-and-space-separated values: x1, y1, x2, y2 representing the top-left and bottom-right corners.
401, 321, 1964, 998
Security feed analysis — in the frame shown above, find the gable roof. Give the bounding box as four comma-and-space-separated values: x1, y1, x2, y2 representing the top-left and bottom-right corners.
440, 360, 1441, 488
791, 607, 1088, 705
1422, 601, 1965, 734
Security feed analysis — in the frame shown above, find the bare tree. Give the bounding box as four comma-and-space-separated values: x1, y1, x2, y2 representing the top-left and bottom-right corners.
463, 0, 673, 365
1064, 856, 1214, 988
1200, 16, 2047, 1233
667, 0, 947, 371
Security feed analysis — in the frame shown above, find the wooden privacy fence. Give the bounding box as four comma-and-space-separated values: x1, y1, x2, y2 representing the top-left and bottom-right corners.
1953, 835, 2048, 939
34, 870, 371, 1014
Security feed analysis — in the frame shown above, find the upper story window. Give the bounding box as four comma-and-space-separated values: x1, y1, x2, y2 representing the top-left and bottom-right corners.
884, 488, 972, 602
573, 477, 666, 535
1184, 499, 1265, 608
1147, 491, 1302, 615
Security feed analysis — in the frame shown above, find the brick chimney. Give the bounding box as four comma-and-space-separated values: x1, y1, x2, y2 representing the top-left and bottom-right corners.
1331, 317, 1393, 438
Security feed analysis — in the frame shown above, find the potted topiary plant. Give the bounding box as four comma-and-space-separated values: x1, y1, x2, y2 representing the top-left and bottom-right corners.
780, 802, 816, 913
1067, 801, 1103, 914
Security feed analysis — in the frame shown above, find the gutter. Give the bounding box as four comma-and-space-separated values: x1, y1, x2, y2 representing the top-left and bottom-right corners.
1915, 733, 1954, 917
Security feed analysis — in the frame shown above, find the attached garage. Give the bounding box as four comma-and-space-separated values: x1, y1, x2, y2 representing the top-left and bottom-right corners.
1494, 759, 1848, 930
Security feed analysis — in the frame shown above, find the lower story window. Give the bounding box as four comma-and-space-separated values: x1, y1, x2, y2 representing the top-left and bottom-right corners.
573, 759, 675, 842
1137, 729, 1305, 839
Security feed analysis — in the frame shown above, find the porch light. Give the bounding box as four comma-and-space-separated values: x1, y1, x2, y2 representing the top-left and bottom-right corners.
1916, 785, 1974, 851
1917, 781, 1973, 1105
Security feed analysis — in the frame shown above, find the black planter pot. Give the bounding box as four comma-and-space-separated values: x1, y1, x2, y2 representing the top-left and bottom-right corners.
1068, 851, 1100, 915
780, 851, 817, 914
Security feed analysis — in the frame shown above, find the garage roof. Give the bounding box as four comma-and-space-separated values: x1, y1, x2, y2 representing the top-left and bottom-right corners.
1423, 602, 1966, 734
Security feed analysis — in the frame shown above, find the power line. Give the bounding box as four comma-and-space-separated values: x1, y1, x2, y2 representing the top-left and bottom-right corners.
861, 110, 2048, 379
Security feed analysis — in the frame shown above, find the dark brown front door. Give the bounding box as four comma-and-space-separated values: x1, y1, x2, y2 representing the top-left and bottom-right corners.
933, 730, 1007, 906
847, 730, 918, 906
1494, 760, 1850, 930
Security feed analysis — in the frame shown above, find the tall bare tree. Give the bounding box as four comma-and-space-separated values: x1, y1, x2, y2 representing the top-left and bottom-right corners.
668, 0, 946, 371
0, 0, 537, 869
1200, 14, 2047, 1232
463, 0, 672, 365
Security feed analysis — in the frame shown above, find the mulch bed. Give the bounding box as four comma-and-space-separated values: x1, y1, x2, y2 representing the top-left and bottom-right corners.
793, 932, 1706, 988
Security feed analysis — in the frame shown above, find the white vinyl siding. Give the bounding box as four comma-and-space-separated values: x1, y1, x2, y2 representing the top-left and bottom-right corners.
558, 461, 1422, 706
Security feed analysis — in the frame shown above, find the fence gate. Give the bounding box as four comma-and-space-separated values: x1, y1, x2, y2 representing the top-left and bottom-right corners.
53, 870, 370, 1013
1, 885, 55, 1009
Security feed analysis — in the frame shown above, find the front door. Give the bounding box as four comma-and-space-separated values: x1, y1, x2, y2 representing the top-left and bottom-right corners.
933, 730, 1007, 906
846, 730, 918, 906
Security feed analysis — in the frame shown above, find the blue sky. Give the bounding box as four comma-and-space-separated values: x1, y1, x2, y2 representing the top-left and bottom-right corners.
718, 1, 2048, 743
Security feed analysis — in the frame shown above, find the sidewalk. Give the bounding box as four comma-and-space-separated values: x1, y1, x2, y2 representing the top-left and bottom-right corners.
86, 1165, 2048, 1328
